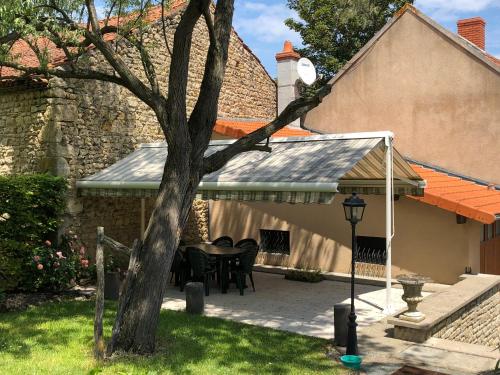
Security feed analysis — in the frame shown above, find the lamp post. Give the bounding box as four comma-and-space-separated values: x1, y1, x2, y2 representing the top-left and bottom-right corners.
342, 192, 366, 356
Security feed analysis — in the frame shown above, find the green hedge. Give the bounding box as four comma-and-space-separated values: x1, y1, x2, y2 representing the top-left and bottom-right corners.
0, 174, 67, 291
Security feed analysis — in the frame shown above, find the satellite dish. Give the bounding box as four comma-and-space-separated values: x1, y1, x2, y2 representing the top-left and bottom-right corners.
297, 57, 317, 85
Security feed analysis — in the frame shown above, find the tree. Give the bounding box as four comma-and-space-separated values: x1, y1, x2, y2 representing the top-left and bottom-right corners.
286, 0, 413, 79
0, 0, 331, 354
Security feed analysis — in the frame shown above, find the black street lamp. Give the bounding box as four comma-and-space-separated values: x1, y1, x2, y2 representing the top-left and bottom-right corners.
342, 192, 366, 356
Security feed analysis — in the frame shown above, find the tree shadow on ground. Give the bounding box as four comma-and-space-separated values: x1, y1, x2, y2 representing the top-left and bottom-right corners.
109, 308, 338, 374
0, 299, 343, 374
0, 299, 99, 357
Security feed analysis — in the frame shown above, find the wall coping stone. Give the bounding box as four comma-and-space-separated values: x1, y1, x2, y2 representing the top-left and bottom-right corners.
388, 274, 499, 339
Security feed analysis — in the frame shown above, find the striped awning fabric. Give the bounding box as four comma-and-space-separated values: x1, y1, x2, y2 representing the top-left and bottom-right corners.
77, 133, 425, 203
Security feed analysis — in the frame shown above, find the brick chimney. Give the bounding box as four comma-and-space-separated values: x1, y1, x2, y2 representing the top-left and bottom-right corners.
457, 17, 486, 50
276, 41, 300, 128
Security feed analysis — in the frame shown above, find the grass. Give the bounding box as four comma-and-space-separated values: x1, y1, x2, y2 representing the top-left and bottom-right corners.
0, 299, 344, 375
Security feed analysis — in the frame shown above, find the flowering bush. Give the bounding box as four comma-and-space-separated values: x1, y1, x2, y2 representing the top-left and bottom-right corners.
0, 174, 66, 291
25, 232, 94, 292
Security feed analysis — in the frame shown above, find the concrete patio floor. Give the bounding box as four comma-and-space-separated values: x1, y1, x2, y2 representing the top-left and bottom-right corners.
162, 270, 427, 339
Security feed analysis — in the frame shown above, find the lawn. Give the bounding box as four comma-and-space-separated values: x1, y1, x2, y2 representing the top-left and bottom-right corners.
0, 299, 344, 374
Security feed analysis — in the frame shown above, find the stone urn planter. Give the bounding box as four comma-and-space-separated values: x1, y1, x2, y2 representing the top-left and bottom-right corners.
397, 274, 431, 322
104, 271, 121, 300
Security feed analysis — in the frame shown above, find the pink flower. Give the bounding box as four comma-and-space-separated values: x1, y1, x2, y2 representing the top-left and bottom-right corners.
80, 259, 89, 268
44, 240, 52, 247
37, 263, 44, 270
79, 246, 86, 255
33, 255, 40, 262
53, 262, 60, 269
56, 251, 65, 259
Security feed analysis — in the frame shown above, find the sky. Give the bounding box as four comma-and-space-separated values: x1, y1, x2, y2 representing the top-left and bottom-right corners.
95, 0, 500, 77
232, 0, 500, 77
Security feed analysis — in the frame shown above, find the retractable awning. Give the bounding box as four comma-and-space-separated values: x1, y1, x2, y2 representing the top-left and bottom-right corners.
76, 132, 425, 203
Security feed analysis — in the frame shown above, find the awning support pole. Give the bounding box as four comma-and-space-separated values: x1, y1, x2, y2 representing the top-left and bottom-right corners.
384, 135, 394, 315
140, 198, 146, 240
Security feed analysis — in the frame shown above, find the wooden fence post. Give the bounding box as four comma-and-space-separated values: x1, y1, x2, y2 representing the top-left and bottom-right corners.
94, 226, 105, 360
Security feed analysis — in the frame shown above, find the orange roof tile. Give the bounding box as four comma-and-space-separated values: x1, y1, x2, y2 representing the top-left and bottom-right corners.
213, 119, 312, 139
1, 1, 274, 84
409, 164, 500, 224
1, 1, 187, 79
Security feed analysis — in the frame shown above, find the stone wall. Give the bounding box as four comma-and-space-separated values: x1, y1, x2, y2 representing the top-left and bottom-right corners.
182, 199, 209, 243
78, 196, 208, 261
79, 197, 142, 253
0, 88, 51, 174
0, 5, 276, 250
144, 198, 209, 245
433, 288, 499, 348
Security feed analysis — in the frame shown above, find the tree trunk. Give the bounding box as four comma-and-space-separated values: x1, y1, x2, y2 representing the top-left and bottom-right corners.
108, 148, 200, 354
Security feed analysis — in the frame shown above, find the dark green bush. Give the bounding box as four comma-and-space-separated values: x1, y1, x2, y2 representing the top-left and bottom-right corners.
284, 269, 324, 283
0, 174, 67, 291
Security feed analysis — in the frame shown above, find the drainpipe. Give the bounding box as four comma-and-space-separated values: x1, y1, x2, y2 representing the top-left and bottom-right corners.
383, 135, 395, 315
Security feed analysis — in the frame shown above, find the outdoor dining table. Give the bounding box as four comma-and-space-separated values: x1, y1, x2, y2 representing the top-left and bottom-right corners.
181, 243, 246, 294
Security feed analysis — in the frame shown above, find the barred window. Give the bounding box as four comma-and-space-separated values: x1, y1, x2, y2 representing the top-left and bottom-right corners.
259, 229, 290, 255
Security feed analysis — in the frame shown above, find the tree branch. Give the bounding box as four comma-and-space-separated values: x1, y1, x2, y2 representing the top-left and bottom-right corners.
81, 1, 158, 108
164, 0, 208, 143
161, 0, 173, 56
121, 32, 159, 94
86, 0, 101, 35
202, 84, 332, 175
0, 61, 128, 87
0, 31, 21, 45
188, 0, 234, 160
203, 5, 217, 49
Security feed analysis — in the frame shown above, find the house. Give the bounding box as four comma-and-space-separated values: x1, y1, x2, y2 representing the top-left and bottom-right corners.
209, 5, 500, 282
0, 1, 308, 248
3, 3, 498, 284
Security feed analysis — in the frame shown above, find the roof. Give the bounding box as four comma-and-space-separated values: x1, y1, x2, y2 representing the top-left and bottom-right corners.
328, 4, 499, 88
0, 1, 186, 79
76, 132, 425, 203
214, 118, 312, 138
409, 163, 500, 224
0, 1, 273, 83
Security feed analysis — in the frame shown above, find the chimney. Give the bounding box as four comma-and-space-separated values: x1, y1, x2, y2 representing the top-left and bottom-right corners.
457, 17, 485, 50
276, 41, 300, 128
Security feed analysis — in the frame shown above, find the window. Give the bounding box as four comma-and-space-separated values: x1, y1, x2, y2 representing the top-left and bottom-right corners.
259, 229, 290, 255
356, 236, 387, 265
483, 220, 500, 241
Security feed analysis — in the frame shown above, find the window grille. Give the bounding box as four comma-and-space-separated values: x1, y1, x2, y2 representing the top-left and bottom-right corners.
259, 229, 290, 255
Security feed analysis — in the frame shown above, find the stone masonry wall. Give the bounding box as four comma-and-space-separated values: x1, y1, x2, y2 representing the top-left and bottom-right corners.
144, 198, 209, 246
0, 88, 50, 175
0, 5, 276, 250
433, 288, 499, 348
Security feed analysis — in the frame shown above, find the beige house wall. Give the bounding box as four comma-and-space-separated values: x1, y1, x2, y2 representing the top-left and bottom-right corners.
209, 195, 482, 284
304, 11, 500, 184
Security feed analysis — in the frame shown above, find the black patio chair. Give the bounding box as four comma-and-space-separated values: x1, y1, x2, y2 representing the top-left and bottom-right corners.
235, 238, 259, 251
170, 248, 189, 292
232, 241, 259, 296
212, 236, 234, 247
209, 236, 233, 284
186, 247, 217, 296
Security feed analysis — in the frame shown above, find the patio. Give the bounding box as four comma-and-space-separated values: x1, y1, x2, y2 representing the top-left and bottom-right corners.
162, 270, 429, 339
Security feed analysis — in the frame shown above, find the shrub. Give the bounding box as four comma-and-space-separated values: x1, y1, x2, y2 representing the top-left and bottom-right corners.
0, 174, 67, 291
284, 269, 324, 283
25, 234, 94, 292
